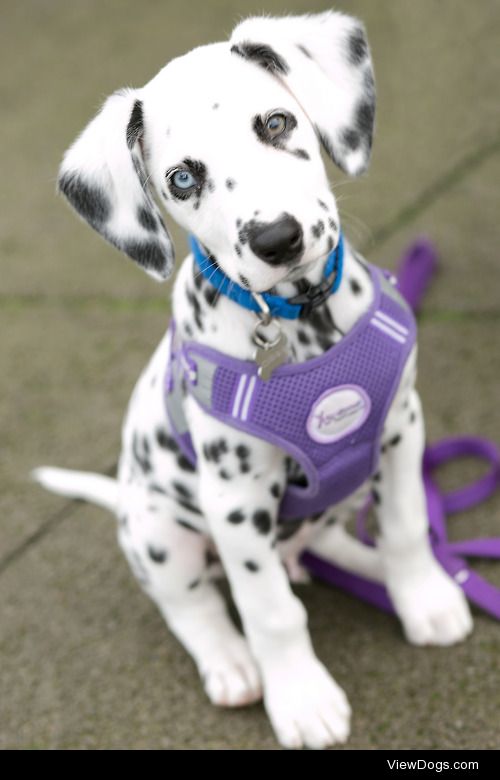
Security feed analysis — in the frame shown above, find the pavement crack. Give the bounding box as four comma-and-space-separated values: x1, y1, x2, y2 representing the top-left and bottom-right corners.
362, 133, 500, 253
420, 308, 500, 323
0, 294, 170, 312
0, 463, 117, 577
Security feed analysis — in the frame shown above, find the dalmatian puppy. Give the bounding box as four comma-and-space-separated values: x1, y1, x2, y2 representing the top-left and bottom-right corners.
35, 11, 472, 749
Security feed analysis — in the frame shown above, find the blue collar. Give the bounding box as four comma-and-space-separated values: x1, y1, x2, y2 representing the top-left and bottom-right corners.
189, 232, 344, 320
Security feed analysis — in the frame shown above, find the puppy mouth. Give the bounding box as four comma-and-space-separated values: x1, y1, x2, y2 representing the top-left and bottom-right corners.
282, 257, 318, 282
280, 240, 339, 283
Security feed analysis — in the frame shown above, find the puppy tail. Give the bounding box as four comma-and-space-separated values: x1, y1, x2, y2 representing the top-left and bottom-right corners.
32, 467, 118, 514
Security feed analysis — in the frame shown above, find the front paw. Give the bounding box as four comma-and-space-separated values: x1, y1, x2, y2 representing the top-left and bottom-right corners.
388, 563, 473, 647
263, 656, 351, 749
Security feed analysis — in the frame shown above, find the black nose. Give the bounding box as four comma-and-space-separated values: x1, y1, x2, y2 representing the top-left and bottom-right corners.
248, 214, 303, 266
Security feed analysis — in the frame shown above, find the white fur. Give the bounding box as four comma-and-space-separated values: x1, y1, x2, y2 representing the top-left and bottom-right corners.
35, 11, 472, 749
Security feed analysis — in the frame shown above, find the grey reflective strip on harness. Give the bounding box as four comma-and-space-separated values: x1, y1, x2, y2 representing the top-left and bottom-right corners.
165, 342, 220, 457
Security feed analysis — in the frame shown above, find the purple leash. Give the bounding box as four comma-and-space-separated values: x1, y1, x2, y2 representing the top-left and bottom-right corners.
302, 239, 500, 620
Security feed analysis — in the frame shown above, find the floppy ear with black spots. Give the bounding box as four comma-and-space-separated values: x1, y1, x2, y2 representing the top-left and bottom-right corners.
58, 89, 174, 280
230, 11, 376, 176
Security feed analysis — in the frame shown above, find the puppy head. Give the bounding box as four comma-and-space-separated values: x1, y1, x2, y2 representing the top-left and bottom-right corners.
58, 11, 375, 290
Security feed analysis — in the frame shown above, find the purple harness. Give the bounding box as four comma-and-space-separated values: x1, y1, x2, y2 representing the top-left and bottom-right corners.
165, 240, 500, 621
166, 263, 415, 520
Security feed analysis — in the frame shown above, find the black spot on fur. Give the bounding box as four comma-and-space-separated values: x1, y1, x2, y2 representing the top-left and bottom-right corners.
342, 128, 361, 151
297, 329, 311, 346
188, 578, 201, 590
231, 42, 289, 75
311, 220, 325, 239
203, 438, 228, 464
270, 483, 281, 499
318, 199, 329, 212
349, 277, 363, 295
348, 29, 368, 66
148, 545, 167, 564
228, 509, 245, 524
372, 471, 381, 483
296, 43, 312, 59
137, 205, 158, 233
410, 411, 417, 424
238, 272, 249, 287
277, 518, 303, 542
244, 560, 260, 572
177, 497, 202, 515
238, 224, 249, 245
253, 509, 272, 535
207, 178, 216, 193
212, 103, 219, 110
58, 171, 112, 227
236, 444, 250, 460
161, 189, 168, 200
126, 99, 144, 149
234, 244, 242, 258
122, 239, 169, 275
240, 462, 251, 474
149, 483, 167, 495
156, 428, 179, 452
204, 285, 221, 307
372, 488, 381, 506
205, 548, 219, 567
356, 99, 375, 146
177, 454, 195, 472
186, 288, 203, 331
132, 432, 152, 474
293, 148, 310, 160
226, 178, 236, 190
172, 481, 192, 499
389, 433, 402, 447
193, 270, 204, 295
219, 469, 231, 480
176, 518, 201, 534
328, 217, 338, 232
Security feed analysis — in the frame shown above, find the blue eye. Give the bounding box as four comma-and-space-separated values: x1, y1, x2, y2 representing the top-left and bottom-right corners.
265, 112, 287, 137
171, 169, 197, 190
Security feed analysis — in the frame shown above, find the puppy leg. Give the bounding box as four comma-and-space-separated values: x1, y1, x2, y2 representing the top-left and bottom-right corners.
374, 385, 473, 646
186, 398, 351, 750
118, 484, 262, 707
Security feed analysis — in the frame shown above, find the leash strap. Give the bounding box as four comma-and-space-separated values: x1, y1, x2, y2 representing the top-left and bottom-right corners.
302, 239, 500, 621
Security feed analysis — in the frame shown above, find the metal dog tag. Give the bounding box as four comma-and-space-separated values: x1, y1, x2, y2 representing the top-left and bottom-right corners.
253, 322, 289, 381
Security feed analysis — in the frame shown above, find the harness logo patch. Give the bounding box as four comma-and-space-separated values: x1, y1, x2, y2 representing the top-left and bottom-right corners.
307, 385, 371, 444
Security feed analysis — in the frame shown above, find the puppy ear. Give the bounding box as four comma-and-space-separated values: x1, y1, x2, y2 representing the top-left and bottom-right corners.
230, 11, 376, 176
58, 89, 174, 280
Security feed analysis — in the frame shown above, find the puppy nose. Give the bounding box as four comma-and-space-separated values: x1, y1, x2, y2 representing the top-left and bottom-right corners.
248, 214, 303, 266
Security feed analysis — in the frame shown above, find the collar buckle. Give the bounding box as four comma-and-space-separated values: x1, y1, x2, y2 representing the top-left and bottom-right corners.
288, 275, 336, 319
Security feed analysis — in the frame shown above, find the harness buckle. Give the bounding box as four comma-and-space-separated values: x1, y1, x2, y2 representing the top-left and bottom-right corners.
180, 352, 198, 385
288, 276, 335, 319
